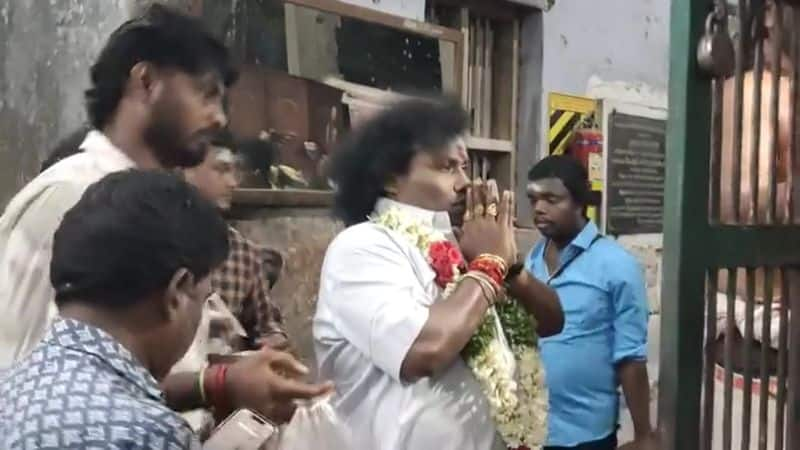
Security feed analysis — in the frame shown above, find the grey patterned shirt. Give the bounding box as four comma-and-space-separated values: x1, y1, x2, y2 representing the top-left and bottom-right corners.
0, 318, 201, 450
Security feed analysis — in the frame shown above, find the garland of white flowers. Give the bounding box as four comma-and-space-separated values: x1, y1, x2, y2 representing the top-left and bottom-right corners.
371, 208, 548, 449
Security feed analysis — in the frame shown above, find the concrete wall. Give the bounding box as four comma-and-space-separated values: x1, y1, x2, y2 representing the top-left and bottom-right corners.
0, 0, 194, 210
540, 0, 670, 132
0, 1, 125, 209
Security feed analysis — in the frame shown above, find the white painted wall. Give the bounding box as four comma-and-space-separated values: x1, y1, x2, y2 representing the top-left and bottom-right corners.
540, 0, 671, 157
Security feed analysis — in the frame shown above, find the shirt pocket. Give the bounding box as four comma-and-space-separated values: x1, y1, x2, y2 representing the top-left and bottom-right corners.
559, 281, 610, 333
579, 289, 611, 331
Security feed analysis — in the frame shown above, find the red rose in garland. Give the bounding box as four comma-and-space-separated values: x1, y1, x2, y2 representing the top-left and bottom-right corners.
428, 241, 465, 288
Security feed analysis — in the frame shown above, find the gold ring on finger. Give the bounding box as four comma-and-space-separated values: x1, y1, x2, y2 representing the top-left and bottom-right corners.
474, 204, 485, 216
486, 203, 498, 218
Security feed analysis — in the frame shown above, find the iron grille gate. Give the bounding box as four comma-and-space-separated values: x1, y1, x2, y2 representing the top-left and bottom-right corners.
661, 1, 800, 450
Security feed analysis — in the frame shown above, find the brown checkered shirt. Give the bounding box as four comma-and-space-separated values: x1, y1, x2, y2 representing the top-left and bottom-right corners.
211, 227, 286, 349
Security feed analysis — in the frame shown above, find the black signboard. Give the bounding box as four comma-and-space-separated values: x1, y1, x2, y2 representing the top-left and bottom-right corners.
606, 112, 666, 234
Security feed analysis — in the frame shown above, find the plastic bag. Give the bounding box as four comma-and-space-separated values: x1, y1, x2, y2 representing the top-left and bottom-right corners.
172, 293, 249, 433
266, 396, 352, 450
490, 307, 517, 378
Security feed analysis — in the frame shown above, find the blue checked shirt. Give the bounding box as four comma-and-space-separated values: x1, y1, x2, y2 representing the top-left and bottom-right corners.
525, 221, 649, 447
0, 318, 200, 450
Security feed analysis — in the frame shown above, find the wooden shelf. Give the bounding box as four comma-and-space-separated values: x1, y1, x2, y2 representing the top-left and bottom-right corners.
233, 189, 334, 207
287, 0, 463, 41
431, 0, 549, 20
465, 136, 514, 153
503, 0, 553, 10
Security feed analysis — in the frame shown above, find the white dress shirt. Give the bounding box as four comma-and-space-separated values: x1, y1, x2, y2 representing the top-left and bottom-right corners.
313, 198, 503, 450
0, 131, 135, 369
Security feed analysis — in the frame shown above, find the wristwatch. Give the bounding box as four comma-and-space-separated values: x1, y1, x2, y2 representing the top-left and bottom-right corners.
504, 262, 525, 283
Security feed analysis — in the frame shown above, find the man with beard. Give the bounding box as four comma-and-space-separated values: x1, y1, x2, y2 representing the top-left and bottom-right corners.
0, 4, 330, 424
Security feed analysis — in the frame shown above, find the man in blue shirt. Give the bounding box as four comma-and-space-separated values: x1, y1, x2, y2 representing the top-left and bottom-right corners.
524, 156, 656, 450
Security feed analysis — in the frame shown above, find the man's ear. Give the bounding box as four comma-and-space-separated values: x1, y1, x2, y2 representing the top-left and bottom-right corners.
128, 61, 163, 102
163, 268, 195, 321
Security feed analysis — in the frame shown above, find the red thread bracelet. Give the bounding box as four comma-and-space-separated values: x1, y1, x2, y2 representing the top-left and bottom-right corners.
468, 258, 505, 288
206, 364, 229, 411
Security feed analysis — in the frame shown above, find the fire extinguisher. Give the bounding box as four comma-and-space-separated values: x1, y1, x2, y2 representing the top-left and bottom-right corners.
566, 127, 603, 223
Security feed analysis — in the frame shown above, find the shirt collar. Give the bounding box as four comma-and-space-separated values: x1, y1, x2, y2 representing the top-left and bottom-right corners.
373, 197, 453, 235
570, 220, 600, 250
44, 317, 164, 401
79, 130, 137, 172
529, 220, 600, 265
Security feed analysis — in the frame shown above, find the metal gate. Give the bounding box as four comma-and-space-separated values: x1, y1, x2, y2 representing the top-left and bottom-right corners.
660, 1, 800, 450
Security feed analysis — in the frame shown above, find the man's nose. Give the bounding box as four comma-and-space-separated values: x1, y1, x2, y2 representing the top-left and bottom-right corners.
455, 171, 471, 192
209, 104, 228, 130
226, 172, 239, 189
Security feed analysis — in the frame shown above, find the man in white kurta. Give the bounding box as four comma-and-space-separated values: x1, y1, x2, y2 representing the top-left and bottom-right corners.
314, 198, 504, 450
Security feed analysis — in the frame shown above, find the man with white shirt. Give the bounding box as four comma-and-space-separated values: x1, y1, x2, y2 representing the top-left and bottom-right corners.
314, 97, 563, 450
0, 3, 331, 424
0, 4, 234, 367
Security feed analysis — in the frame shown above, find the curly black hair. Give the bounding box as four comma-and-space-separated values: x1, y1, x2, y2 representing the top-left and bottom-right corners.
85, 4, 238, 129
329, 95, 468, 226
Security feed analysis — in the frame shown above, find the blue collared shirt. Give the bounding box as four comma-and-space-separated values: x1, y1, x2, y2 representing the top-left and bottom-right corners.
0, 318, 200, 450
525, 221, 648, 447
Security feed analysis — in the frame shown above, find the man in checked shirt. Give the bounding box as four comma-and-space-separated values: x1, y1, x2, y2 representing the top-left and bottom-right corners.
36, 127, 289, 352
184, 130, 289, 352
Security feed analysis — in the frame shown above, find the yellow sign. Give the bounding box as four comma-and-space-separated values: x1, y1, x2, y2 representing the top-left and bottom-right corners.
548, 93, 597, 156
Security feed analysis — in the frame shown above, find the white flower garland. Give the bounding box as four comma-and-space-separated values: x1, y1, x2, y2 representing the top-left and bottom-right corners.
372, 208, 548, 449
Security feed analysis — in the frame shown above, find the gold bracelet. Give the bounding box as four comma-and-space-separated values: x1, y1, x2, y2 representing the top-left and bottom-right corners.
460, 273, 492, 306
198, 362, 208, 405
462, 272, 499, 307
466, 270, 498, 294
468, 270, 509, 305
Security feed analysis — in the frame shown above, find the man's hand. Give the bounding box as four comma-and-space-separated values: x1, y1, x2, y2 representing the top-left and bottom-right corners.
458, 180, 517, 266
224, 347, 334, 423
618, 360, 654, 449
256, 333, 291, 352
618, 432, 660, 450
